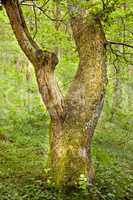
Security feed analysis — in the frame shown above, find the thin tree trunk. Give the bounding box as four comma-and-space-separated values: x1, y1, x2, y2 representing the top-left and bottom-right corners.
3, 0, 64, 170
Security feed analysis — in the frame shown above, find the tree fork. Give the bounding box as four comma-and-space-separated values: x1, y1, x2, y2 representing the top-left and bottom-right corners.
3, 0, 107, 189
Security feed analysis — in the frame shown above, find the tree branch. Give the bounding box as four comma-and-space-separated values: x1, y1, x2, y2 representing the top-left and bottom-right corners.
32, 0, 38, 39
107, 40, 133, 49
3, 0, 64, 122
108, 42, 133, 65
3, 0, 39, 65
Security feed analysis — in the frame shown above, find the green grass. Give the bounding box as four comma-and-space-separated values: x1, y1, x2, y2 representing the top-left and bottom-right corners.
0, 64, 133, 199
0, 112, 133, 199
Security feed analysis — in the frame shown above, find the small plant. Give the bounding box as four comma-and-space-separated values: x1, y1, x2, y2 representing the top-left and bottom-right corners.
78, 174, 88, 191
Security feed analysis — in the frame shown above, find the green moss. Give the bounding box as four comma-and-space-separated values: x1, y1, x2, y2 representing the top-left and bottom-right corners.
51, 125, 90, 188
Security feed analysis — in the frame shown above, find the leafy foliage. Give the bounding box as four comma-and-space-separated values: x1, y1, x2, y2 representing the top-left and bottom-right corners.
0, 0, 133, 199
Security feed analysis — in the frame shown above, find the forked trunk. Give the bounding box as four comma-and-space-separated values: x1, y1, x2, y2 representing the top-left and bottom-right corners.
3, 0, 107, 189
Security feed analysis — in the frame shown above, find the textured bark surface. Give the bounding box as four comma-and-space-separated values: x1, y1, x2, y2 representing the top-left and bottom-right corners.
4, 0, 107, 189
54, 15, 107, 187
3, 0, 64, 169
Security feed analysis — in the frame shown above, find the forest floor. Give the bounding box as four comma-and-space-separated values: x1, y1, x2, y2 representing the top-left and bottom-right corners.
0, 66, 133, 199
0, 111, 133, 200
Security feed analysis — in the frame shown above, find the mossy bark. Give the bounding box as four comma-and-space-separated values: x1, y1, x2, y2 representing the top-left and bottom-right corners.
49, 15, 107, 188
4, 0, 107, 189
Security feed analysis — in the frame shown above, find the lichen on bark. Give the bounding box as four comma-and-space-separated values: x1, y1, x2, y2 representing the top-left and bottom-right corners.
4, 0, 107, 189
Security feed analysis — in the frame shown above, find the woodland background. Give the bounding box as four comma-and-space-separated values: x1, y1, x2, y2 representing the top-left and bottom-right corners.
0, 0, 133, 199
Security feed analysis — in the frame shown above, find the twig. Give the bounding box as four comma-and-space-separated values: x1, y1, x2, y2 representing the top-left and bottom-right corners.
20, 2, 68, 25
32, 0, 38, 39
41, 0, 50, 9
107, 40, 133, 49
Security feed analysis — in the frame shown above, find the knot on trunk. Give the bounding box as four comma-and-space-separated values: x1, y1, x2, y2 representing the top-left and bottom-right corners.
35, 49, 58, 70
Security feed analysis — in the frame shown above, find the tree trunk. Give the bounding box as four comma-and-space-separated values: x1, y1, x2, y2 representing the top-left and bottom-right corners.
3, 0, 107, 189
50, 15, 107, 187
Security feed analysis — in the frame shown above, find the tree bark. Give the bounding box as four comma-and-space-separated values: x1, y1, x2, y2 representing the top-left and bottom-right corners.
53, 15, 107, 187
3, 0, 107, 189
3, 0, 64, 172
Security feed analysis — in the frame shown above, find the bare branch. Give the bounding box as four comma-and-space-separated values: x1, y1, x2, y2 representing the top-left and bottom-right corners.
108, 43, 133, 66
107, 40, 133, 49
41, 0, 50, 8
3, 0, 40, 66
20, 1, 68, 26
32, 0, 38, 39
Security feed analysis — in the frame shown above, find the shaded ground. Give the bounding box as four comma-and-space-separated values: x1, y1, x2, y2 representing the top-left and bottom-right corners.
0, 64, 133, 199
